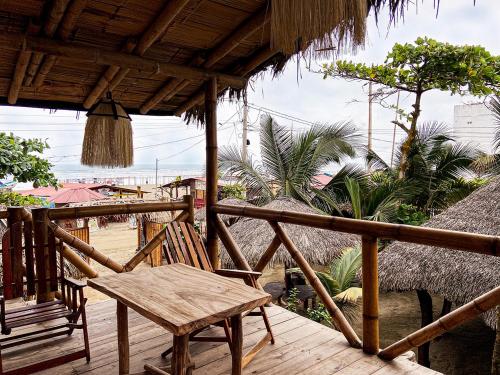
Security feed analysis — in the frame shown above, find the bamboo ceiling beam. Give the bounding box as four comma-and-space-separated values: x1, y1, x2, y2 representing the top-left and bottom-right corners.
174, 46, 277, 116
33, 0, 88, 88
24, 0, 70, 86
140, 7, 270, 115
0, 31, 247, 88
7, 49, 31, 104
83, 0, 190, 109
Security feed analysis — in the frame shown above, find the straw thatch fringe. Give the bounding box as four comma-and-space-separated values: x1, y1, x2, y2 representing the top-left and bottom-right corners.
271, 0, 368, 58
220, 197, 359, 268
378, 178, 500, 329
81, 116, 133, 168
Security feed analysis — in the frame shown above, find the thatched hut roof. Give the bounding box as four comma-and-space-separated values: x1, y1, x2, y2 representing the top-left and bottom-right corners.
379, 178, 500, 329
0, 1, 416, 122
220, 197, 359, 268
195, 198, 255, 222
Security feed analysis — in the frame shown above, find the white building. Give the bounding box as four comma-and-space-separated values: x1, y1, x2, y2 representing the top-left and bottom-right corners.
453, 103, 496, 153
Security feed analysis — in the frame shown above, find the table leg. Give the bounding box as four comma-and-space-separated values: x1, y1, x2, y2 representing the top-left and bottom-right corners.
117, 301, 129, 375
172, 334, 189, 375
230, 314, 243, 375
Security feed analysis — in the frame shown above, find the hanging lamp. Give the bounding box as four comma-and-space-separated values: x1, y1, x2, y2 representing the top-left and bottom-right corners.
81, 92, 133, 168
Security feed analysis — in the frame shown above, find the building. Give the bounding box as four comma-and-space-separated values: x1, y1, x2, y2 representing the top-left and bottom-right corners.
453, 103, 496, 153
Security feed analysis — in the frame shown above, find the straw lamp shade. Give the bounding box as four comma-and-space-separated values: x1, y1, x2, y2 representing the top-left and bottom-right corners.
81, 93, 133, 168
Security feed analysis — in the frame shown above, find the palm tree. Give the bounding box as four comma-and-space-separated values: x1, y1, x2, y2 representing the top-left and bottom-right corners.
366, 121, 479, 214
218, 114, 360, 205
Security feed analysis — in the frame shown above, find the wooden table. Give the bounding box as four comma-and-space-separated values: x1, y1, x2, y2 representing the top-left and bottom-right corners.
88, 263, 271, 375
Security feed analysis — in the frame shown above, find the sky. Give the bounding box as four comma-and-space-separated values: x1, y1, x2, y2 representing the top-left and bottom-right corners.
0, 0, 499, 179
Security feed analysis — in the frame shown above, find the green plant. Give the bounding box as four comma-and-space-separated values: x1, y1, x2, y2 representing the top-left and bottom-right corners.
285, 287, 300, 313
221, 183, 246, 199
323, 37, 500, 177
0, 133, 57, 187
219, 114, 360, 205
0, 192, 45, 207
472, 97, 500, 175
396, 204, 428, 226
306, 303, 332, 327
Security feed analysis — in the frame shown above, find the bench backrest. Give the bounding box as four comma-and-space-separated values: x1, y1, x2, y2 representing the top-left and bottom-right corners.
1, 223, 62, 300
162, 222, 213, 272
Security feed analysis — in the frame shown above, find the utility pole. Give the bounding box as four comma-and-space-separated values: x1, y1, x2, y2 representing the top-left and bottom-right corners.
155, 158, 159, 188
390, 91, 401, 168
368, 81, 373, 152
242, 93, 248, 162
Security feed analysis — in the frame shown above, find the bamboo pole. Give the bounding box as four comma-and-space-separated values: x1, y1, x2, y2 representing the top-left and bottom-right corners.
33, 0, 89, 87
48, 201, 188, 220
183, 195, 195, 224
83, 0, 190, 109
123, 229, 167, 272
140, 7, 269, 114
205, 76, 219, 269
24, 0, 70, 86
175, 46, 277, 116
379, 286, 500, 361
213, 204, 500, 256
32, 208, 52, 302
254, 235, 281, 273
0, 31, 246, 89
49, 222, 124, 273
269, 221, 362, 348
59, 243, 99, 278
8, 50, 31, 104
362, 235, 379, 354
214, 215, 251, 271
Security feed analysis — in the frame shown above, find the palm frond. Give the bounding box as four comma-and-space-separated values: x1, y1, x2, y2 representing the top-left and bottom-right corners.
330, 246, 362, 292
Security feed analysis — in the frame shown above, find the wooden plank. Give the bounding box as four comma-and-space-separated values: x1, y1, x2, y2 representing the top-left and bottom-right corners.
163, 234, 176, 264
179, 222, 201, 269
172, 222, 191, 266
165, 223, 185, 263
11, 221, 24, 298
47, 229, 59, 292
23, 219, 36, 295
2, 229, 13, 299
87, 263, 271, 336
187, 224, 212, 271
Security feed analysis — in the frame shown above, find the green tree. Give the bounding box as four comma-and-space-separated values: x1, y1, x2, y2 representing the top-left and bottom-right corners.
472, 96, 500, 175
322, 37, 500, 177
218, 114, 360, 205
0, 132, 57, 187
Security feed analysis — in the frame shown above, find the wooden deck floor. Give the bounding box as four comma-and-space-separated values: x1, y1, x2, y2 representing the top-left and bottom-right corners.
2, 300, 441, 374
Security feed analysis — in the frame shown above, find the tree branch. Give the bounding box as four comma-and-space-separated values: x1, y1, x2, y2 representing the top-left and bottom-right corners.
392, 120, 410, 134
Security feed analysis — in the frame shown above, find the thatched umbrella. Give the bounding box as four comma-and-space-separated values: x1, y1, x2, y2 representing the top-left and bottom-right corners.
378, 178, 500, 329
220, 197, 359, 268
194, 198, 255, 223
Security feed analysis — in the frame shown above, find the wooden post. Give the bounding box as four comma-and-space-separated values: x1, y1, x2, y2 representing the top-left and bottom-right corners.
137, 186, 141, 198
183, 195, 194, 224
205, 76, 219, 269
117, 301, 129, 375
7, 207, 24, 298
32, 208, 52, 303
231, 314, 243, 375
269, 221, 362, 348
172, 334, 189, 375
416, 290, 433, 367
362, 235, 379, 354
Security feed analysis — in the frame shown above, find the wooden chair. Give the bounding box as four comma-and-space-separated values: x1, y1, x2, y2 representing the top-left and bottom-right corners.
0, 220, 90, 375
160, 221, 274, 368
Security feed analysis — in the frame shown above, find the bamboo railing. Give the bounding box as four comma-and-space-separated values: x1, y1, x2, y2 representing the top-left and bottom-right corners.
211, 204, 500, 358
0, 197, 195, 284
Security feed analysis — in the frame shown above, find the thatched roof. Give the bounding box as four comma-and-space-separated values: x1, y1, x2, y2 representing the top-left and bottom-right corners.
379, 178, 500, 329
195, 198, 255, 222
220, 197, 359, 268
0, 1, 415, 122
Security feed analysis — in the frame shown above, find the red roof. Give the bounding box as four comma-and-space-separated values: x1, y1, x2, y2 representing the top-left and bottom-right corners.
19, 186, 60, 197
312, 174, 333, 189
48, 188, 108, 204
